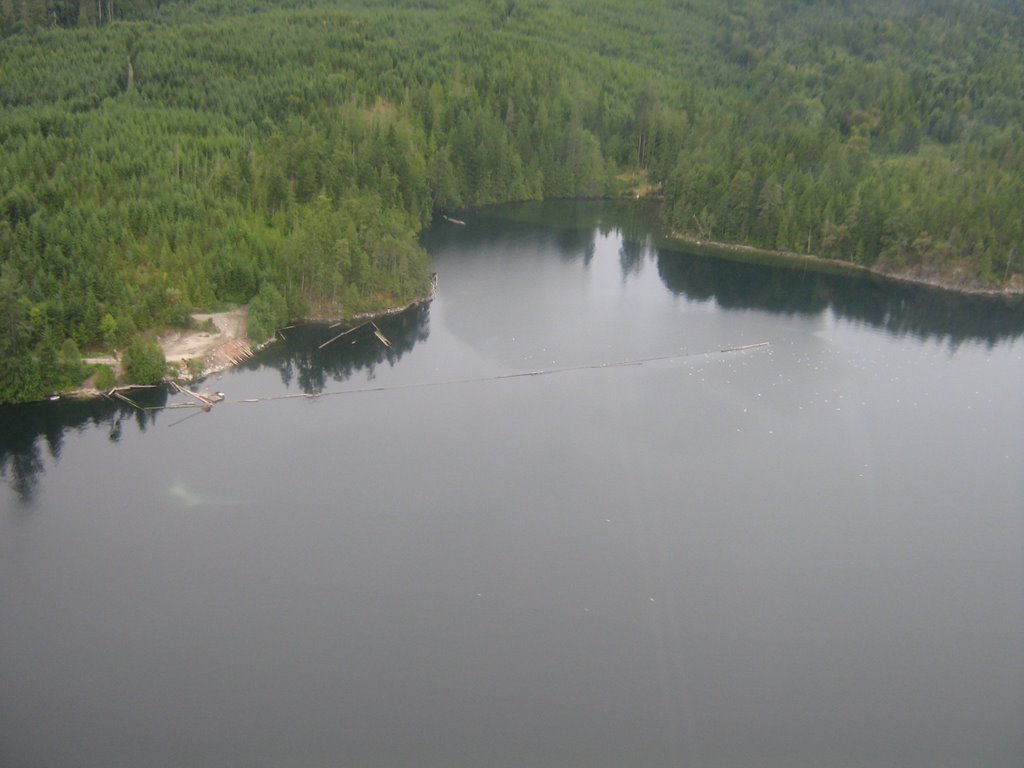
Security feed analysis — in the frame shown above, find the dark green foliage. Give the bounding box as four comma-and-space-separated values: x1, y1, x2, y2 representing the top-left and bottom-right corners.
1, 0, 1022, 403
122, 335, 166, 384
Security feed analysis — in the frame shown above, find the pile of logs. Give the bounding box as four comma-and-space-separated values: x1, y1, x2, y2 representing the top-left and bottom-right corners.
208, 340, 254, 369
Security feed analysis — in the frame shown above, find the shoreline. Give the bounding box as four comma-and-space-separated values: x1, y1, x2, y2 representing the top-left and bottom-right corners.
669, 233, 1024, 299
449, 198, 1022, 299
296, 274, 438, 325
56, 278, 438, 404
26, 215, 1024, 406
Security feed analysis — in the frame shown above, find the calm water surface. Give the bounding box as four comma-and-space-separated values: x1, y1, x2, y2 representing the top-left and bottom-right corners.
2, 202, 1023, 768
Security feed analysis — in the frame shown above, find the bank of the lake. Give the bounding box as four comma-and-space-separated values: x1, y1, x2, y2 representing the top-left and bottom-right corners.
25, 198, 1022, 408
53, 280, 438, 404
455, 196, 1024, 299
671, 232, 1024, 299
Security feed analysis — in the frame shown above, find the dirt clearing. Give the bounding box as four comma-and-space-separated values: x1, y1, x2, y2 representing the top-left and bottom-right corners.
160, 308, 249, 373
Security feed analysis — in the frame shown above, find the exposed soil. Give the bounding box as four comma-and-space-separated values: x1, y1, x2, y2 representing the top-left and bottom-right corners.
81, 309, 249, 385
71, 290, 434, 397
160, 309, 249, 370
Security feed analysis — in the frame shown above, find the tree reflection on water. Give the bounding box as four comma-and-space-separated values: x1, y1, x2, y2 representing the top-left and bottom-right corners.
655, 247, 1024, 348
0, 306, 430, 504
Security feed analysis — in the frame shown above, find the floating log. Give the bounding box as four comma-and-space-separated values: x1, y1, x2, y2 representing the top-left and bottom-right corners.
118, 341, 782, 422
442, 215, 466, 226
112, 391, 142, 410
721, 342, 770, 353
171, 382, 224, 411
318, 322, 369, 350
371, 323, 392, 348
175, 383, 213, 407
167, 409, 205, 428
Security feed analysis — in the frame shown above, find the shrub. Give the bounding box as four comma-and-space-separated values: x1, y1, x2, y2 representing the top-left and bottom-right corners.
191, 316, 218, 333
93, 365, 116, 390
122, 336, 166, 385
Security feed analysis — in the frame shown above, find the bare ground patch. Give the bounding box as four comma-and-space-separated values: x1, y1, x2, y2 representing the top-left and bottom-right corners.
160, 308, 249, 373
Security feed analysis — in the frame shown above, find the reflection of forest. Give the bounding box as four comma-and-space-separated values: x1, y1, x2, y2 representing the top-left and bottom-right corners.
484, 200, 1024, 345
0, 307, 430, 504
6, 228, 1024, 505
251, 305, 431, 395
1, 388, 167, 504
656, 249, 1024, 347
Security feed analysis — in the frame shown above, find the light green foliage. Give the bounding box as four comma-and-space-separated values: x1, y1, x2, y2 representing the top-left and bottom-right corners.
122, 335, 166, 385
93, 364, 117, 390
247, 283, 289, 343
100, 313, 119, 351
58, 338, 87, 389
0, 0, 1022, 403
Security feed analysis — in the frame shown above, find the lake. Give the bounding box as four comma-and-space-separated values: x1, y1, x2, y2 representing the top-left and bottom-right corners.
2, 201, 1023, 768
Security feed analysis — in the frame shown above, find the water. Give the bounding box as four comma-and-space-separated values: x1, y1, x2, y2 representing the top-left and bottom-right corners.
2, 201, 1023, 768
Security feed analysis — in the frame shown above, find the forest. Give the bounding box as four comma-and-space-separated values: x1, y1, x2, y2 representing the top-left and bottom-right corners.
2, 0, 1023, 403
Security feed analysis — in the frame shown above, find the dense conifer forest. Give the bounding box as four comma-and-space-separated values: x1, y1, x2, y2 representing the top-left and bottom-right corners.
2, 0, 1022, 403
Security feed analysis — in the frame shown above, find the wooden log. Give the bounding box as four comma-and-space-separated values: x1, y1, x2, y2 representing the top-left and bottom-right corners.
113, 391, 142, 410
177, 384, 214, 407
721, 342, 770, 353
318, 322, 368, 350
371, 323, 392, 348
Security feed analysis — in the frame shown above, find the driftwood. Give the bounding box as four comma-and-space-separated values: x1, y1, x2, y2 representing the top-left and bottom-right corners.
371, 323, 392, 348
318, 322, 369, 350
318, 321, 393, 350
104, 384, 159, 410
94, 340, 775, 424
112, 391, 142, 410
170, 381, 224, 411
720, 342, 769, 353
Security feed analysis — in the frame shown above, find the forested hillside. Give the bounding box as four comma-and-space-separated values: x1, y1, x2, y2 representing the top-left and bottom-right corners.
2, 0, 1023, 403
